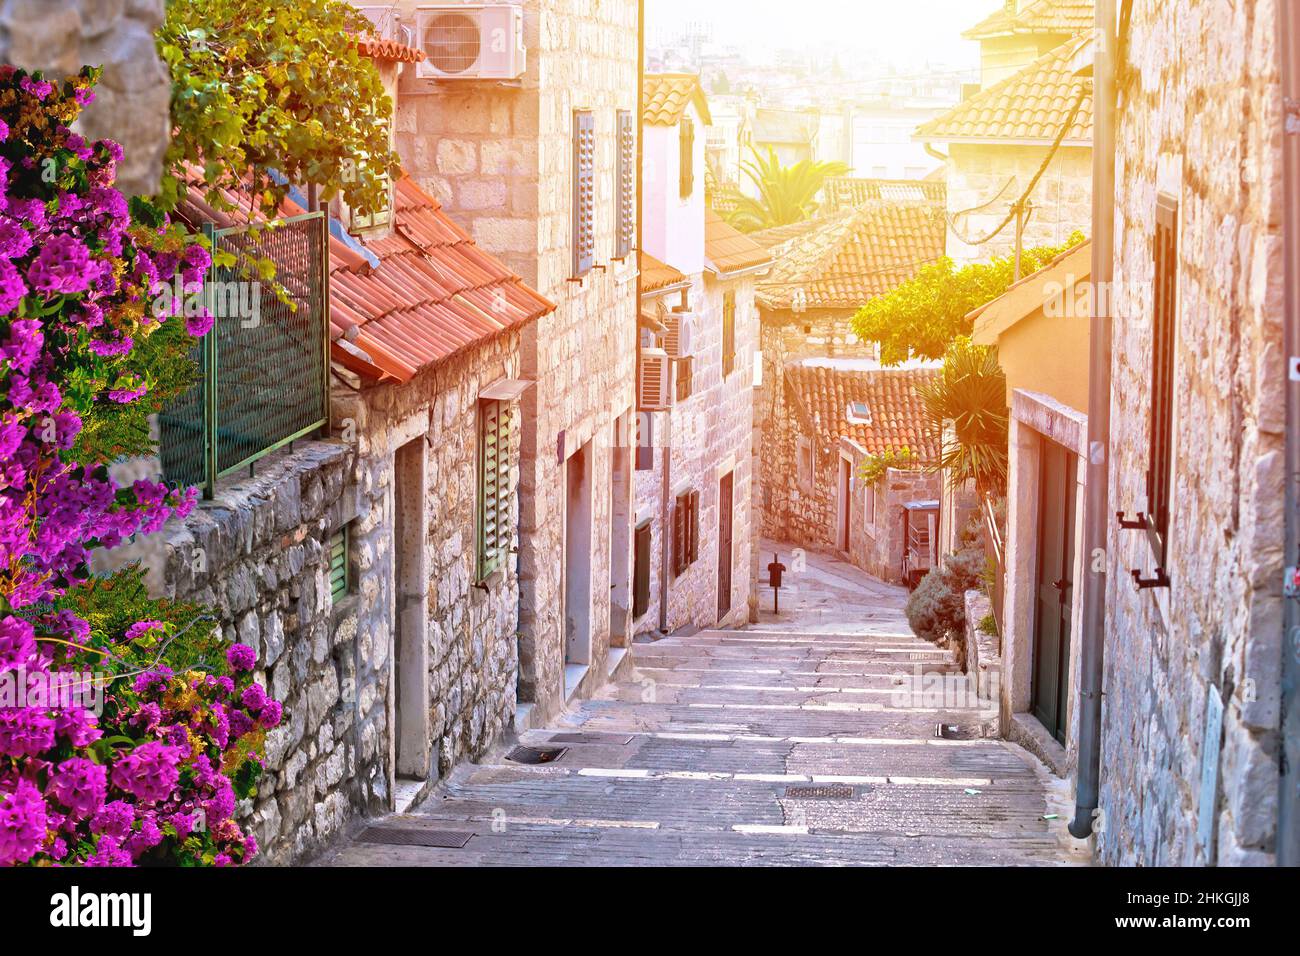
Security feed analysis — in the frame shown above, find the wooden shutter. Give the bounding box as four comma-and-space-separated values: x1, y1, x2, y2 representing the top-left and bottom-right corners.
616, 110, 635, 259
636, 412, 654, 471
672, 492, 688, 576
477, 399, 512, 580
689, 490, 701, 564
573, 110, 596, 276
674, 357, 693, 402
633, 523, 652, 618
1147, 196, 1177, 571
329, 526, 349, 601
722, 291, 736, 376
679, 117, 694, 198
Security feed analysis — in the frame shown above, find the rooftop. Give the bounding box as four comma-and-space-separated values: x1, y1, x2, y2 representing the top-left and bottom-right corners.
756, 200, 947, 311
785, 364, 941, 460
643, 73, 712, 126
705, 209, 772, 276
640, 252, 690, 294
915, 34, 1093, 146
963, 0, 1095, 40
823, 177, 948, 213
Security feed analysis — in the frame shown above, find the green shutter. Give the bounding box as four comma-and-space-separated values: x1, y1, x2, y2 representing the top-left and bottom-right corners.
477, 399, 512, 581
329, 526, 349, 602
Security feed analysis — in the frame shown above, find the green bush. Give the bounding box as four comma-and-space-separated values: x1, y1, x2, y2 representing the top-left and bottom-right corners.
905, 520, 987, 645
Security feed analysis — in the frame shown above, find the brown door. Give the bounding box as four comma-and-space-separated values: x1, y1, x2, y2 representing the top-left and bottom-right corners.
718, 471, 734, 620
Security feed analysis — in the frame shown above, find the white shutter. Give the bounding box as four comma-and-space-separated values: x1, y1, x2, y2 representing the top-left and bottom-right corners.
639, 348, 672, 411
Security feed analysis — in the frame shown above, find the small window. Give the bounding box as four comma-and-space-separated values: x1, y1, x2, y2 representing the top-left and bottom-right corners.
674, 356, 693, 402
633, 522, 652, 618
679, 116, 695, 199
477, 398, 513, 581
797, 438, 814, 491
616, 110, 635, 259
722, 291, 736, 377
350, 172, 392, 233
672, 489, 700, 576
847, 401, 872, 425
573, 110, 596, 277
864, 482, 877, 528
329, 525, 350, 602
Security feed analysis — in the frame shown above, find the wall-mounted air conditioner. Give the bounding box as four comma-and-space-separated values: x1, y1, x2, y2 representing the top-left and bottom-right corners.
662, 312, 694, 358
639, 349, 672, 411
415, 5, 526, 80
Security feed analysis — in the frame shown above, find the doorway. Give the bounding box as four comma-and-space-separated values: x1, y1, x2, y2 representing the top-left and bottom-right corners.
836, 456, 853, 552
718, 471, 734, 620
1032, 438, 1077, 745
564, 440, 593, 670
393, 438, 429, 779
609, 415, 633, 645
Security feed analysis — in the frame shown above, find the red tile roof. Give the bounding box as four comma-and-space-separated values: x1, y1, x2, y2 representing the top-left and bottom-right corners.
705, 209, 771, 276
177, 175, 553, 384
354, 36, 427, 63
915, 35, 1093, 145
823, 176, 947, 213
643, 73, 712, 126
640, 252, 690, 293
786, 364, 941, 460
757, 200, 947, 311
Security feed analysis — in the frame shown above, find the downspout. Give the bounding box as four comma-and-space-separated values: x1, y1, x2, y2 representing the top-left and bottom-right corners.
1069, 0, 1117, 841
1278, 0, 1300, 868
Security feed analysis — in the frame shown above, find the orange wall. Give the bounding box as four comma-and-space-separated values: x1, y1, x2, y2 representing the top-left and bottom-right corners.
993, 304, 1090, 413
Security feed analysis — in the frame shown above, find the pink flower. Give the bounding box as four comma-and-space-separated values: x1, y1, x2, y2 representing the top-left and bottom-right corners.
50, 757, 107, 819
0, 779, 47, 865
109, 741, 185, 803
26, 233, 94, 295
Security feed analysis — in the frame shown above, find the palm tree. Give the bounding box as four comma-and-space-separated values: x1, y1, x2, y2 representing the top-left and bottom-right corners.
919, 338, 1009, 496
725, 147, 850, 233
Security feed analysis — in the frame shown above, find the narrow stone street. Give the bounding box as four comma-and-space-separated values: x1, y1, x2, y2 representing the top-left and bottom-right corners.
317, 546, 1080, 866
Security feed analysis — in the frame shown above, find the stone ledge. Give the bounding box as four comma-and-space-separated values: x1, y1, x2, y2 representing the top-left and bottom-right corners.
962, 589, 1003, 703
1009, 712, 1069, 778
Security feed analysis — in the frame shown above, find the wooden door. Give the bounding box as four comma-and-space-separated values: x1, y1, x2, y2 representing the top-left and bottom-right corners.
718, 472, 734, 619
1032, 440, 1077, 745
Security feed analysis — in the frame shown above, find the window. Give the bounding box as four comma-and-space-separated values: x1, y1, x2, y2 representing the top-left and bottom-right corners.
722, 291, 736, 377
616, 110, 635, 259
672, 489, 700, 576
349, 172, 392, 232
1145, 195, 1178, 576
572, 110, 596, 277
797, 437, 814, 491
674, 356, 693, 402
865, 482, 877, 528
476, 398, 513, 581
679, 116, 695, 198
328, 525, 350, 601
633, 522, 652, 618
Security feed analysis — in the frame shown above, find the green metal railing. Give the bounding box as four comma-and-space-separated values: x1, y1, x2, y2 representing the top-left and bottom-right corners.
160, 212, 330, 498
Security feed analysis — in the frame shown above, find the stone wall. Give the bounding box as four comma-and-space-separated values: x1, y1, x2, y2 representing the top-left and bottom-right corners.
0, 0, 170, 197
633, 273, 759, 635
1102, 0, 1284, 866
945, 143, 1091, 265
847, 463, 941, 586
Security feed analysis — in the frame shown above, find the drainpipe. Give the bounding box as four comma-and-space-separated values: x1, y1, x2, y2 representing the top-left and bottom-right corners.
1278, 0, 1300, 868
1069, 0, 1117, 841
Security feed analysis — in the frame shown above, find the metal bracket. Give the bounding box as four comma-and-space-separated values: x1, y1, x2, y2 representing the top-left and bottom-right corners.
1132, 567, 1171, 590
1117, 511, 1147, 530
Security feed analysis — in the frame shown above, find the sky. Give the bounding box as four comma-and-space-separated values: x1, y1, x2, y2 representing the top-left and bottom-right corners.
648, 0, 983, 69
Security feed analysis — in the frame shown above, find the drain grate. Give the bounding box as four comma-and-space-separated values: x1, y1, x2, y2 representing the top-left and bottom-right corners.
936, 723, 976, 740
360, 827, 473, 848
548, 733, 634, 745
784, 785, 856, 800
507, 745, 569, 765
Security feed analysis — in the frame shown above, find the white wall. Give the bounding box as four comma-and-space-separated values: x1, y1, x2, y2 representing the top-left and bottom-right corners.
643, 101, 707, 275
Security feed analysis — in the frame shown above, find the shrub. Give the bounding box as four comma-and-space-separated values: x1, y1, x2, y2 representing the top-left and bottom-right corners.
0, 67, 271, 867
905, 519, 987, 646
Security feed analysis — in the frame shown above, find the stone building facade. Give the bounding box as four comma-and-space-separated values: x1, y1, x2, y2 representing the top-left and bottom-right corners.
391, 0, 640, 719
1099, 0, 1285, 866
634, 75, 768, 635
0, 0, 170, 196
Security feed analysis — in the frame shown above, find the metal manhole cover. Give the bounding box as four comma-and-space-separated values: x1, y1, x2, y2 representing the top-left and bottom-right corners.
548, 733, 633, 745
507, 745, 569, 765
784, 785, 856, 800
360, 827, 473, 848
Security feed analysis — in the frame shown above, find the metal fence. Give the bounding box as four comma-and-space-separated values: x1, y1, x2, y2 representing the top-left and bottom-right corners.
160, 212, 330, 498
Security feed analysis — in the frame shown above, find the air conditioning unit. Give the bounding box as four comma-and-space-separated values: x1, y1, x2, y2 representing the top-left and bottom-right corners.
662, 312, 694, 358
639, 348, 672, 411
415, 5, 526, 80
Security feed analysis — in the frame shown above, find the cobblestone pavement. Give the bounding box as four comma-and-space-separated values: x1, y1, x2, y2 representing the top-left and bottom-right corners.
316, 544, 1083, 866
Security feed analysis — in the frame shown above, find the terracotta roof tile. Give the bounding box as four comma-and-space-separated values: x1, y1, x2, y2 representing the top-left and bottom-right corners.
757, 200, 947, 311
640, 252, 689, 293
643, 73, 712, 126
915, 35, 1093, 145
705, 209, 771, 275
786, 364, 941, 460
177, 174, 553, 384
354, 36, 427, 62
823, 177, 947, 213
964, 0, 1094, 40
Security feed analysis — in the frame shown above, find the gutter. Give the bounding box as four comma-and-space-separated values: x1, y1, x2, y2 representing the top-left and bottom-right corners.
1278, 0, 1300, 867
1070, 0, 1117, 842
